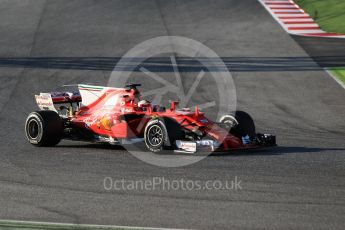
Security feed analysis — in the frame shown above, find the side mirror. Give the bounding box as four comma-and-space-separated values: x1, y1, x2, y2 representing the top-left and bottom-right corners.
194, 106, 200, 116
170, 101, 179, 111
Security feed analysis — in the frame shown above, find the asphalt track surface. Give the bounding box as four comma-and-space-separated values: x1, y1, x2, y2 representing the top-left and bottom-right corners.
0, 0, 345, 229
292, 35, 345, 68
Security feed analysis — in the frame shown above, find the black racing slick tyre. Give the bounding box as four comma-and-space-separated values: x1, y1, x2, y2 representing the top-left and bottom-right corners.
220, 111, 256, 137
144, 119, 168, 153
25, 111, 63, 147
144, 118, 184, 153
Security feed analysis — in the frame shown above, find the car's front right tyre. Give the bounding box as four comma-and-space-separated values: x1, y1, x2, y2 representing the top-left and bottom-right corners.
220, 111, 256, 138
25, 111, 63, 147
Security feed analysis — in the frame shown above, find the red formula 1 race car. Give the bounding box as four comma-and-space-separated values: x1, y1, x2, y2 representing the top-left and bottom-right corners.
25, 83, 276, 153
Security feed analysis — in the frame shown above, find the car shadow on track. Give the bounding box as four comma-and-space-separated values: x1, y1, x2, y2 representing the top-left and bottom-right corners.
55, 144, 345, 157
211, 146, 345, 157
56, 143, 126, 151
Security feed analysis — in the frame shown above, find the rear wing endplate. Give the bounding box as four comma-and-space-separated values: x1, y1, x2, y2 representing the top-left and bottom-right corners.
35, 93, 58, 112
35, 92, 82, 112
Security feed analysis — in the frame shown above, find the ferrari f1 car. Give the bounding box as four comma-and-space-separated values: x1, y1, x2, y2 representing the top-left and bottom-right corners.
25, 83, 276, 153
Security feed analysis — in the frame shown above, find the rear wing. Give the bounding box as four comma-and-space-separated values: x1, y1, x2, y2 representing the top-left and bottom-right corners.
35, 84, 114, 112
35, 92, 81, 112
35, 84, 118, 112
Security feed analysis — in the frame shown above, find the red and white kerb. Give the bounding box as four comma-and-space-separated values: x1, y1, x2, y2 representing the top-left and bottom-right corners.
259, 0, 345, 38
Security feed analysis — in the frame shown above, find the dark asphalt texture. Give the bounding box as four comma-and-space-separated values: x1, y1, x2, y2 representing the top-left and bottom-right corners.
292, 35, 345, 68
0, 0, 345, 229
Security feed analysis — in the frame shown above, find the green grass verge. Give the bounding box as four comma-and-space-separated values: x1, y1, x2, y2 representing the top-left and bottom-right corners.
331, 67, 345, 85
294, 0, 345, 34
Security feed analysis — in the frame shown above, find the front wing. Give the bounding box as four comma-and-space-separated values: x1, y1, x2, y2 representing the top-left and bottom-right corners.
175, 133, 276, 153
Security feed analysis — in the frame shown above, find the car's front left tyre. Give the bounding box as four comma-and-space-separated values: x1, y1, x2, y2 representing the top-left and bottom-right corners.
25, 111, 63, 147
144, 119, 168, 153
144, 117, 185, 153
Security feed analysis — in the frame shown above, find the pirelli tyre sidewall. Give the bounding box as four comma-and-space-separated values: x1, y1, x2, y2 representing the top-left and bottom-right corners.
220, 111, 256, 138
25, 111, 63, 147
144, 119, 169, 153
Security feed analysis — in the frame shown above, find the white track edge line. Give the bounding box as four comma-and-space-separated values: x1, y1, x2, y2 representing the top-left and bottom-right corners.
325, 69, 345, 90
0, 219, 193, 230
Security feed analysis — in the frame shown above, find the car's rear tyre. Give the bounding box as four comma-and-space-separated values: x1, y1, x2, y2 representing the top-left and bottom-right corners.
220, 111, 256, 137
25, 111, 63, 147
